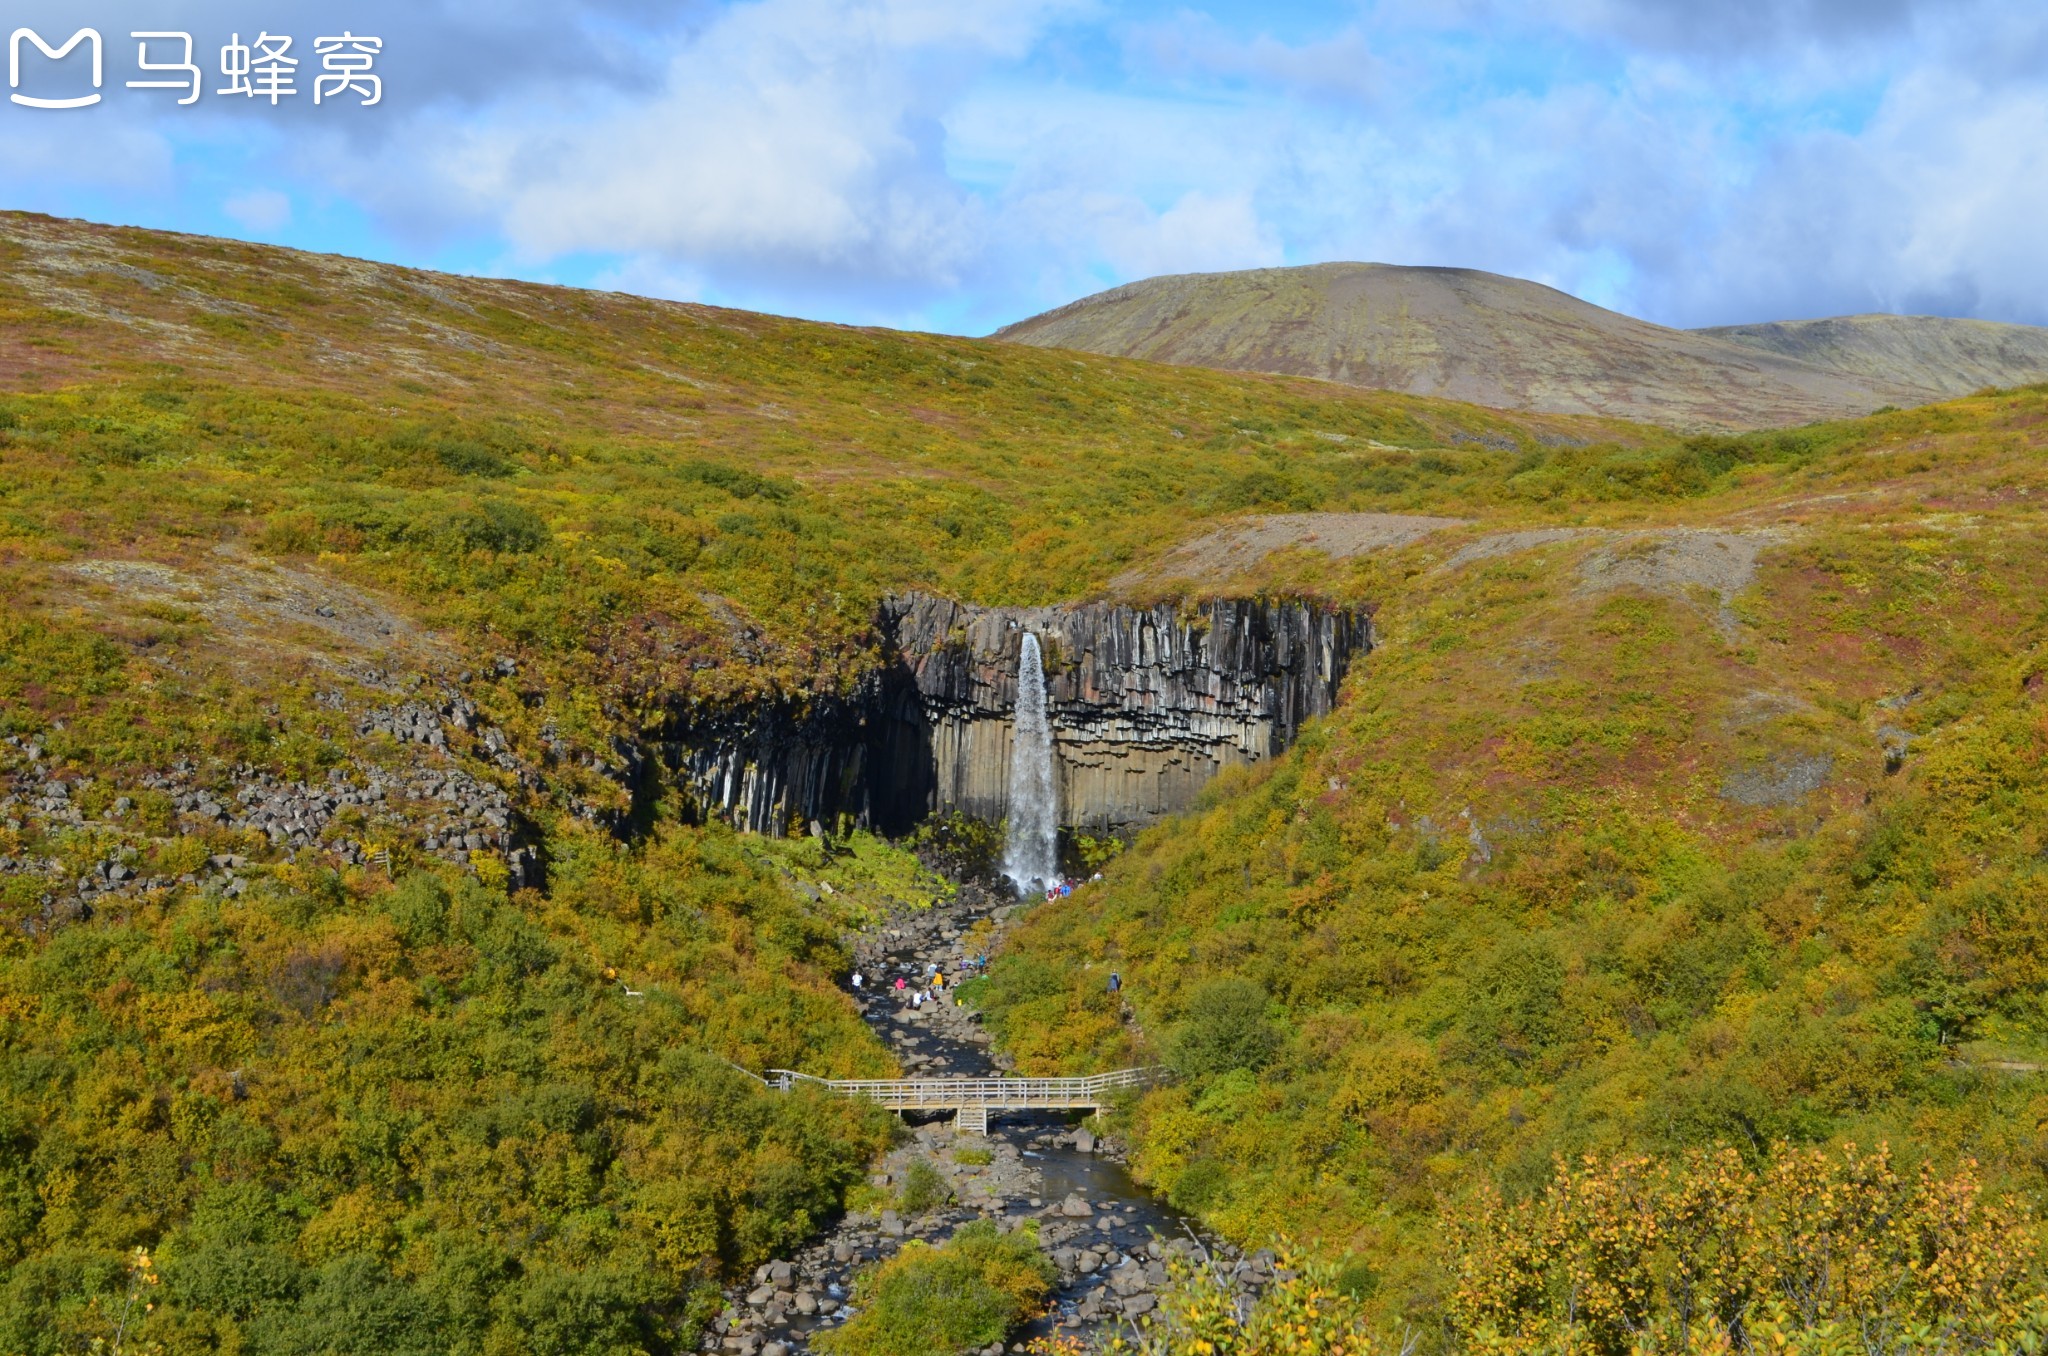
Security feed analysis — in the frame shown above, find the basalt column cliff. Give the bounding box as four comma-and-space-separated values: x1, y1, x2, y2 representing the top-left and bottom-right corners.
877, 593, 1367, 832
668, 593, 1370, 836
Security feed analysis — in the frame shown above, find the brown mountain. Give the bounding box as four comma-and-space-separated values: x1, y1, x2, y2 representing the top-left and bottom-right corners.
1699, 314, 2048, 396
992, 263, 2048, 429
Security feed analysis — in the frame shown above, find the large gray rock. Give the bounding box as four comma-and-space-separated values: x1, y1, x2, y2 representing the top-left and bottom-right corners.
1109, 1262, 1148, 1297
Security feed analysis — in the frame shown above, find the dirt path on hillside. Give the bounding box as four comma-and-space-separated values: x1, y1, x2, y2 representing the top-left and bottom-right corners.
1113, 511, 1464, 589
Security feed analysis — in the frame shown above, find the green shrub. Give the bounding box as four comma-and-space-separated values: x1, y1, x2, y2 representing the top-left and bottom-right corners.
1167, 1158, 1231, 1214
815, 1221, 1052, 1356
680, 459, 793, 501
455, 499, 549, 553
1169, 978, 1280, 1077
252, 1255, 443, 1356
898, 1157, 949, 1215
378, 871, 451, 946
435, 440, 517, 478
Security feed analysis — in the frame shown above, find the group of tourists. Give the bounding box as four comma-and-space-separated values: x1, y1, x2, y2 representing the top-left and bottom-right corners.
849, 953, 990, 1010
1041, 871, 1103, 902
841, 871, 1108, 1007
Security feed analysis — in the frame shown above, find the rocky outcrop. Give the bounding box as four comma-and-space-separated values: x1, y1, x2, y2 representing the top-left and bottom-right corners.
0, 705, 543, 931
667, 592, 1369, 836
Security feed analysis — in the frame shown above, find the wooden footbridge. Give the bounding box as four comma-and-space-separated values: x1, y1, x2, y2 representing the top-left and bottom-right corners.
762, 1067, 1169, 1134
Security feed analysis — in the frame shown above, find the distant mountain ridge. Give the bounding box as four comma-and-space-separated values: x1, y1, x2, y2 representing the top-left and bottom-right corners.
1699, 314, 2048, 397
993, 263, 2048, 429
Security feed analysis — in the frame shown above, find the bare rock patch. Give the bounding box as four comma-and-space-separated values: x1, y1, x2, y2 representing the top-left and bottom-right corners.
1577, 528, 1784, 636
1444, 526, 1591, 569
48, 549, 452, 679
1722, 752, 1834, 807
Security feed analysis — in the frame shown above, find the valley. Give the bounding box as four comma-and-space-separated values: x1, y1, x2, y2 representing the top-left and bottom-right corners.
2, 210, 2048, 1354
706, 882, 1262, 1356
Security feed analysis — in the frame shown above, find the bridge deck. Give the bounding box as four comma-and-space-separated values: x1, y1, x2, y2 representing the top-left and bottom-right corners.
766, 1067, 1164, 1112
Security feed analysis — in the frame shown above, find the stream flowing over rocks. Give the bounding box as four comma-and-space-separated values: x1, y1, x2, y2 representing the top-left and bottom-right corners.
708, 885, 1277, 1356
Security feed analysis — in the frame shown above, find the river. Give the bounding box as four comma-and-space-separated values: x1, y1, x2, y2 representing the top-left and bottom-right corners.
705, 882, 1276, 1356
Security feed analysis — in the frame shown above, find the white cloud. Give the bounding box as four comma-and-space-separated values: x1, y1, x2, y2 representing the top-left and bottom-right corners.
319, 0, 1103, 310
1020, 188, 1282, 285
223, 187, 293, 232
5, 0, 2048, 333
1658, 72, 2048, 324
1129, 18, 1385, 107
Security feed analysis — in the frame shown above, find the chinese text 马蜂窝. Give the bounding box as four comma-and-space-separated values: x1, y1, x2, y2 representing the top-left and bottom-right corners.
9, 28, 383, 108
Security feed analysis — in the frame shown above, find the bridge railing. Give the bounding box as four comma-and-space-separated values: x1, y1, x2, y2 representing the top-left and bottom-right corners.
763, 1066, 1168, 1109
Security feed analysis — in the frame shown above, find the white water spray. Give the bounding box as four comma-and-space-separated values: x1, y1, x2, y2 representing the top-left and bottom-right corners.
1001, 632, 1059, 897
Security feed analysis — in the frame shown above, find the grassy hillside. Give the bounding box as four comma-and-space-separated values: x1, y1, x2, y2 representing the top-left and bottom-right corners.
995, 262, 2048, 430
978, 385, 2048, 1332
0, 212, 1648, 651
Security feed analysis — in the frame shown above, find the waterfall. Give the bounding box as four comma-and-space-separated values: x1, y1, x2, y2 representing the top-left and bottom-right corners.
1001, 632, 1059, 897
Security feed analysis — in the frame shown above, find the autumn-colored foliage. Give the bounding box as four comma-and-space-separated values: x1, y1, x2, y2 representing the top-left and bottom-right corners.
1044, 1147, 2041, 1356
1447, 1145, 2042, 1354
0, 833, 899, 1354
1091, 1249, 1382, 1356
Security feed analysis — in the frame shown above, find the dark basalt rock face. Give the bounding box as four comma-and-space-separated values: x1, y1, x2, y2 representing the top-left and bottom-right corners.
663, 592, 1370, 835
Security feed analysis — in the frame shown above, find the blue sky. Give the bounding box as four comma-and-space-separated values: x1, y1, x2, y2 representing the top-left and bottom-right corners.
3, 0, 2046, 334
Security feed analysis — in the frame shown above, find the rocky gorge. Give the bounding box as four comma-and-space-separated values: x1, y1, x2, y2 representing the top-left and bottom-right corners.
704, 884, 1277, 1356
